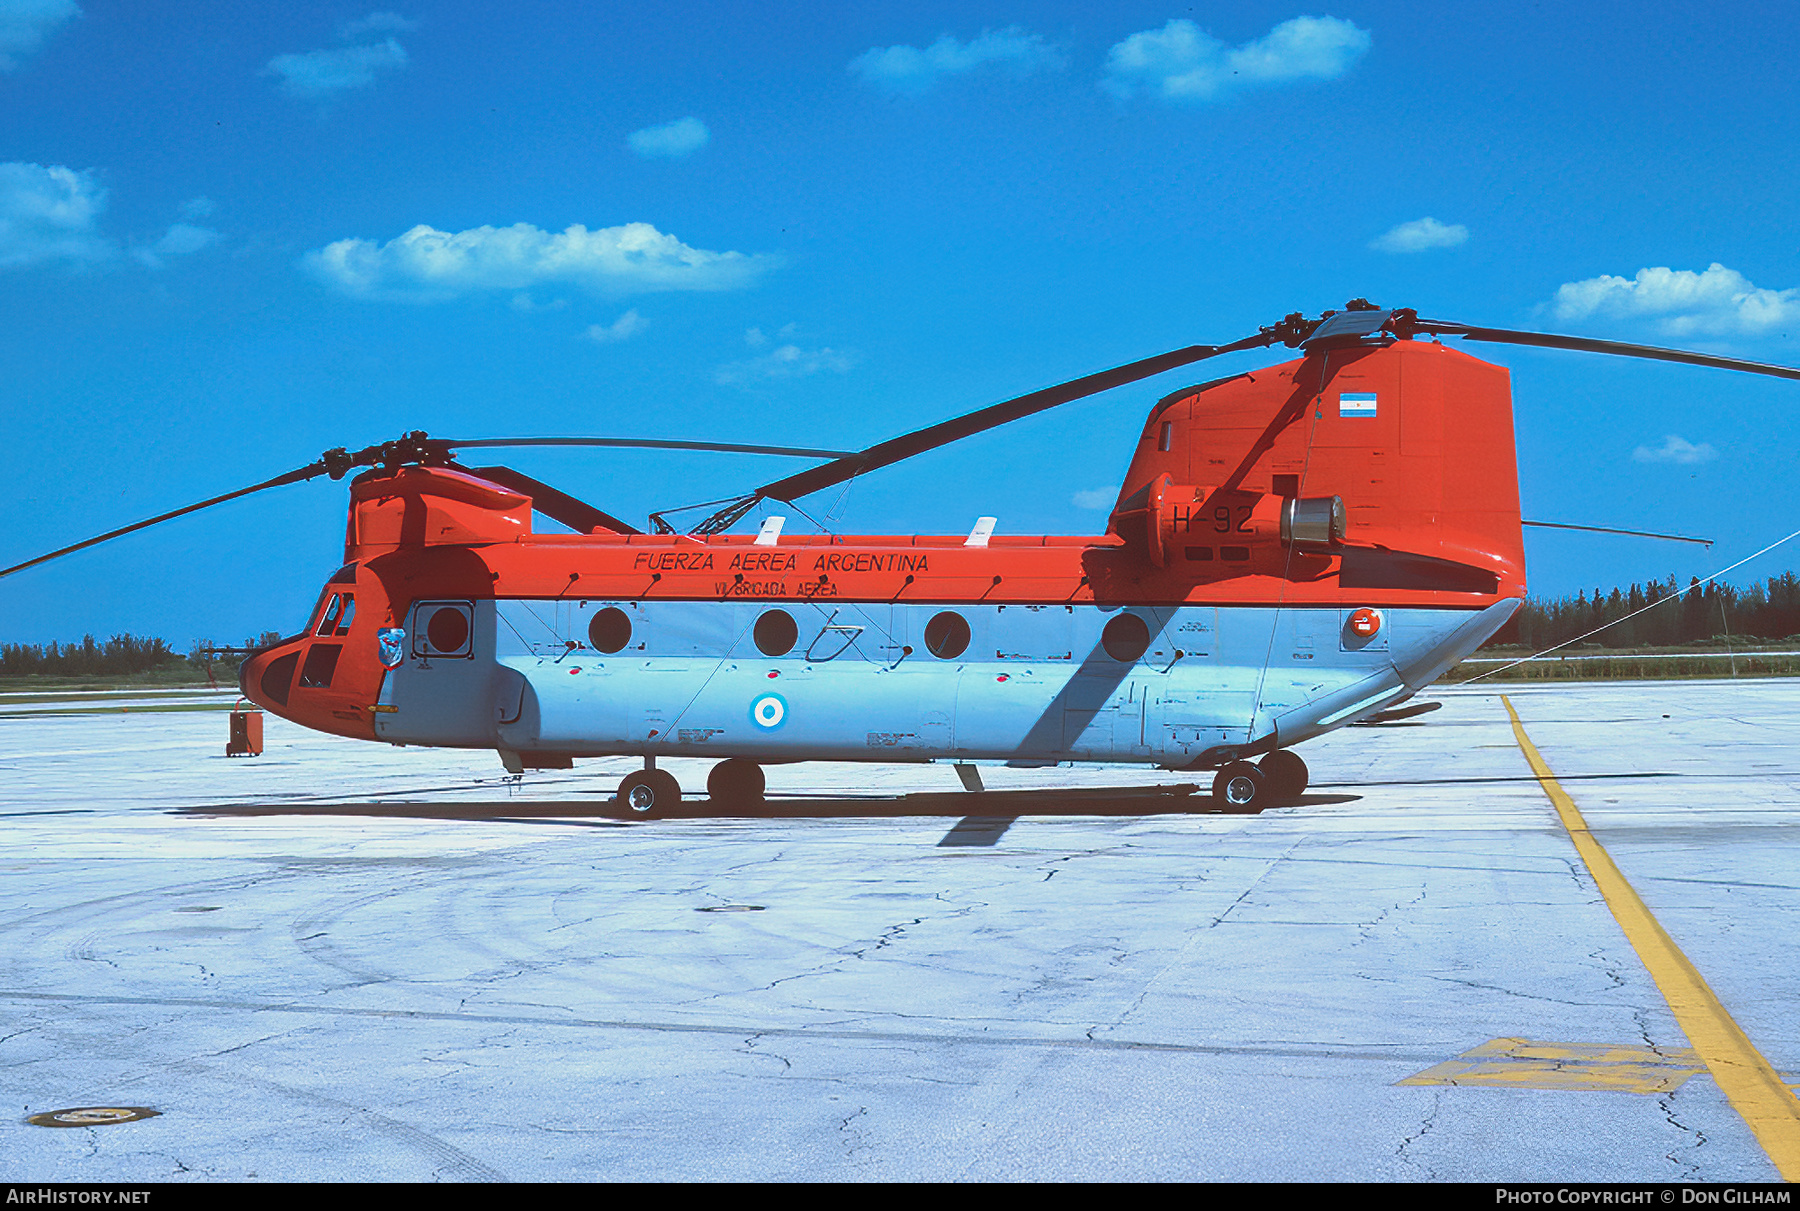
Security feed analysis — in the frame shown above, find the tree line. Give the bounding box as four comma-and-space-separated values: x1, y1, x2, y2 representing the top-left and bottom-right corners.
0, 633, 284, 677
1487, 572, 1800, 650
0, 634, 182, 676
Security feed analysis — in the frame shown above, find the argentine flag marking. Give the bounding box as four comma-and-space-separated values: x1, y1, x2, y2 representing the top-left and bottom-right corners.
1338, 392, 1378, 418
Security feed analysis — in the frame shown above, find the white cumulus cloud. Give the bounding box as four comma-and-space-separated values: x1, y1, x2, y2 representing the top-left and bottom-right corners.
0, 0, 80, 71
266, 38, 407, 99
850, 27, 1059, 91
627, 117, 709, 160
1550, 263, 1800, 339
1103, 15, 1369, 103
1371, 216, 1467, 253
133, 222, 221, 269
0, 161, 110, 267
1633, 435, 1718, 465
583, 309, 648, 343
303, 220, 774, 301
715, 343, 854, 386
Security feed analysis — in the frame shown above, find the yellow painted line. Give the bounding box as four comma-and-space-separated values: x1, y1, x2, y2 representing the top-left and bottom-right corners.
1503, 695, 1800, 1180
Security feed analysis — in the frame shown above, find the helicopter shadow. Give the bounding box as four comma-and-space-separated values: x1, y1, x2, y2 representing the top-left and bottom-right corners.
176, 784, 1363, 836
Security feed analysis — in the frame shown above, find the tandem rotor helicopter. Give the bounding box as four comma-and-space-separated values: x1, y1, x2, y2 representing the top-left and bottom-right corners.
8, 301, 1798, 815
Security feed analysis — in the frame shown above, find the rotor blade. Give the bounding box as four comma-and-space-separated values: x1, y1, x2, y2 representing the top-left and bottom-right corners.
464, 466, 641, 536
1411, 319, 1800, 381
1522, 519, 1713, 546
752, 333, 1276, 503
444, 437, 857, 459
0, 462, 328, 581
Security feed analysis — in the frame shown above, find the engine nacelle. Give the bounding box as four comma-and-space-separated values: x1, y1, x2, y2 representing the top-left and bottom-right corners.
1280, 495, 1347, 549
1111, 474, 1346, 568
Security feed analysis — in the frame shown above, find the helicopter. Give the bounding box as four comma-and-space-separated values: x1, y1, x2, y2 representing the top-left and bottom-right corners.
8, 301, 1796, 816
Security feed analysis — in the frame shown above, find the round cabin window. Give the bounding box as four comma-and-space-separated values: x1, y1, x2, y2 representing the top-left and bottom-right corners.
924, 611, 971, 659
754, 609, 798, 657
426, 606, 470, 654
588, 607, 632, 653
1101, 612, 1151, 662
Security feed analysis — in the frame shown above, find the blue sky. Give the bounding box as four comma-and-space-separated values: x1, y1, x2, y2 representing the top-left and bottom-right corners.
5, 1, 1799, 647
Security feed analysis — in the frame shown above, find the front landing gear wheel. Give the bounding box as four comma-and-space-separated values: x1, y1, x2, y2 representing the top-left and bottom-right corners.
1257, 749, 1309, 802
1212, 760, 1268, 814
616, 769, 681, 819
707, 759, 766, 811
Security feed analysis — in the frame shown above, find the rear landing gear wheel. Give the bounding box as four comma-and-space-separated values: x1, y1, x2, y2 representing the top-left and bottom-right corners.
1212, 760, 1268, 814
707, 759, 766, 811
1257, 749, 1309, 802
616, 769, 681, 819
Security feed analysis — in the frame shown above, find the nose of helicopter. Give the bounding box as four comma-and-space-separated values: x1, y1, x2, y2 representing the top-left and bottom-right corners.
238, 638, 304, 715
237, 624, 383, 741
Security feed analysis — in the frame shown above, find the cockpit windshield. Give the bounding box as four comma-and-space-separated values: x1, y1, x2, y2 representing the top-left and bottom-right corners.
315, 592, 355, 637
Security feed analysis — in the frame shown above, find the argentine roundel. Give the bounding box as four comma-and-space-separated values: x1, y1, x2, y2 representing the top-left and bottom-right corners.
750, 693, 787, 730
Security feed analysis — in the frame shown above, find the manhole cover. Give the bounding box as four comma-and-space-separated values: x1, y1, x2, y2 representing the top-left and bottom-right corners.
28, 1107, 161, 1128
696, 905, 766, 913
